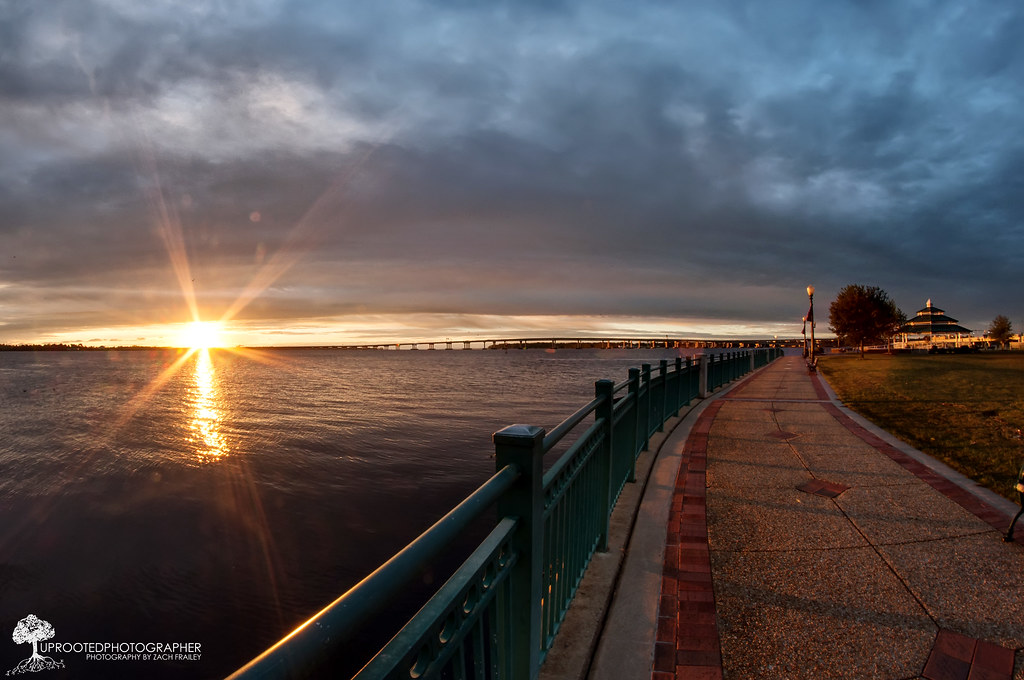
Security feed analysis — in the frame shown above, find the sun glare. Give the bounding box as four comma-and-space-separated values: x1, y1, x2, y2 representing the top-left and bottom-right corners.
180, 321, 224, 349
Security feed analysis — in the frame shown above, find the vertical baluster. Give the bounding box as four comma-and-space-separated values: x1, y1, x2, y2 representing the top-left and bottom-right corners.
452, 636, 467, 680
470, 613, 485, 680
542, 501, 553, 648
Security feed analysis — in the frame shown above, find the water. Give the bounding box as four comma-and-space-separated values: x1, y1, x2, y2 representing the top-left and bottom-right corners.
0, 347, 694, 678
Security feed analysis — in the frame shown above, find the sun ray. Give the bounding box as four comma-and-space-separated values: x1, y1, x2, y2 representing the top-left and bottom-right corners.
108, 348, 197, 431
134, 132, 201, 325
218, 143, 382, 326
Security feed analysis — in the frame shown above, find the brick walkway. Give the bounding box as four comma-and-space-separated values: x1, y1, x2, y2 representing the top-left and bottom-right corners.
652, 355, 1024, 680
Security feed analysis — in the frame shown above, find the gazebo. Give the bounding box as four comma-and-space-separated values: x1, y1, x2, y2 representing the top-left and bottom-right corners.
897, 299, 972, 349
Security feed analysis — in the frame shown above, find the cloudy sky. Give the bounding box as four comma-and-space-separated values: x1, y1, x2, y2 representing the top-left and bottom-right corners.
2, 0, 1022, 346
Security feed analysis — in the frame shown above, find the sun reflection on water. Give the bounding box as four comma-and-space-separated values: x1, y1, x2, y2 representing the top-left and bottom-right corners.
189, 348, 228, 462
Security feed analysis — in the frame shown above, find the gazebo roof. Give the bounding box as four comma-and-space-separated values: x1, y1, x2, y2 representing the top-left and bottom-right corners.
899, 299, 971, 335
915, 305, 944, 315
913, 299, 946, 315
904, 314, 960, 325
900, 321, 972, 335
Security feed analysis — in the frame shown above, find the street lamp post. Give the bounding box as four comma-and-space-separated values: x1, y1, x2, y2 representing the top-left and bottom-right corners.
806, 285, 816, 369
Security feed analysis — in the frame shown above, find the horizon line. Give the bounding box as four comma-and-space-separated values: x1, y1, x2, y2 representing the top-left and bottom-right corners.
1, 334, 822, 351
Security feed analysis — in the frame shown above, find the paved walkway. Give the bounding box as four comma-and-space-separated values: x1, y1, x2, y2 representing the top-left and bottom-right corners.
592, 355, 1024, 680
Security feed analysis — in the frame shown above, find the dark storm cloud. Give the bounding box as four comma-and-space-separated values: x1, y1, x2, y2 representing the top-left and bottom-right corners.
2, 0, 1024, 342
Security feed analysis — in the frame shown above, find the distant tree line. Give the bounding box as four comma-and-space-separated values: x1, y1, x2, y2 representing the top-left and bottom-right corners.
0, 343, 90, 351
0, 344, 164, 351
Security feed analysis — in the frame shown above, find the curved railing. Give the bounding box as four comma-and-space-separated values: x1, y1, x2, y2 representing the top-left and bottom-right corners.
228, 348, 783, 680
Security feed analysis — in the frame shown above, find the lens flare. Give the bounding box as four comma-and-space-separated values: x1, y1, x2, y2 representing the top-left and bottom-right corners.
179, 321, 224, 349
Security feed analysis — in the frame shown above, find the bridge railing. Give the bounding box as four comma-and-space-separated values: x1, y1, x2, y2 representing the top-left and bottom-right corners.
228, 348, 783, 680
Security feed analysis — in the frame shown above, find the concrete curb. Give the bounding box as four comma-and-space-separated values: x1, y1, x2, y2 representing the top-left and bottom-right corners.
537, 412, 683, 680
584, 371, 758, 680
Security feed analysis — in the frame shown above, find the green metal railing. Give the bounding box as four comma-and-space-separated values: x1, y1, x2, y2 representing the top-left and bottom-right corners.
229, 348, 783, 680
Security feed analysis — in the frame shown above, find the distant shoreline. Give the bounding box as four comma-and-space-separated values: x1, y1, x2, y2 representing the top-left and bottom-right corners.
1, 339, 809, 352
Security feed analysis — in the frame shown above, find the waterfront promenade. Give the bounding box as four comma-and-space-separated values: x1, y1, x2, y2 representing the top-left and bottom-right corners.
590, 355, 1024, 680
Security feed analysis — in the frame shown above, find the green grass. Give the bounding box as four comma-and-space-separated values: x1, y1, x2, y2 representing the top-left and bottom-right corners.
817, 352, 1024, 500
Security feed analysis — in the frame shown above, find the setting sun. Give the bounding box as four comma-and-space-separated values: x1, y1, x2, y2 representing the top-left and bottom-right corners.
179, 321, 225, 349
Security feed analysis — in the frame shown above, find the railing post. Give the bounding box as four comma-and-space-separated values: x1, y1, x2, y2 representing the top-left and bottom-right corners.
699, 355, 709, 398
493, 424, 545, 680
641, 364, 652, 450
673, 357, 683, 415
688, 357, 697, 401
595, 380, 616, 548
749, 350, 755, 373
628, 368, 641, 459
657, 360, 668, 431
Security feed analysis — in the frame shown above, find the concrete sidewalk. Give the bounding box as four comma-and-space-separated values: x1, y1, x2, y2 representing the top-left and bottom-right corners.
591, 355, 1024, 680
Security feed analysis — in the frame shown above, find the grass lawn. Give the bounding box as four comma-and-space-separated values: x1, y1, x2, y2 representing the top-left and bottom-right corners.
817, 352, 1024, 501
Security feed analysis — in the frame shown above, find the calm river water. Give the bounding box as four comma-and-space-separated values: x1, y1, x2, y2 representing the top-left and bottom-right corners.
0, 347, 697, 679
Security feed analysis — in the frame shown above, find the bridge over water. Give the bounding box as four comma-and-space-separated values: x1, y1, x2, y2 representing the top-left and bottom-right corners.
280, 336, 802, 351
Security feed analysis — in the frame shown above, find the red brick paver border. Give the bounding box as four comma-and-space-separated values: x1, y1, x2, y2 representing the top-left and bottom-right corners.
795, 478, 850, 498
654, 401, 724, 680
809, 368, 830, 400
922, 629, 1015, 680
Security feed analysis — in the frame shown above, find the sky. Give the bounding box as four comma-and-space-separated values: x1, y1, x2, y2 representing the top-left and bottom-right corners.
2, 0, 1023, 346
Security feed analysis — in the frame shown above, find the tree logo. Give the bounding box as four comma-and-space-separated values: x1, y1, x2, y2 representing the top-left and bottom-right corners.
6, 615, 64, 675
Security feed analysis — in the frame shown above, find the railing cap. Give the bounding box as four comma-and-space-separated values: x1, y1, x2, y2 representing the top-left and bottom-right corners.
493, 424, 545, 445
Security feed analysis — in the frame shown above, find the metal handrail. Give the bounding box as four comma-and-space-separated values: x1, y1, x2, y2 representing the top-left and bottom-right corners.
227, 464, 520, 680
542, 396, 603, 451
353, 517, 520, 679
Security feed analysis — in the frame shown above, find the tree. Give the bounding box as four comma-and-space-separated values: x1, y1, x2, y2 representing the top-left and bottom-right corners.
7, 614, 64, 675
828, 284, 904, 357
987, 314, 1013, 349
